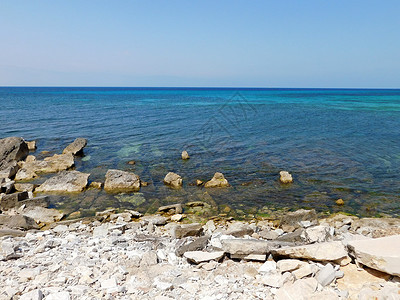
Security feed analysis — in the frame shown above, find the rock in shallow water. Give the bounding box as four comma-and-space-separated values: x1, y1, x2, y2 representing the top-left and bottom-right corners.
204, 172, 230, 188
279, 171, 293, 183
163, 172, 183, 189
62, 137, 87, 156
35, 170, 89, 193
104, 169, 140, 192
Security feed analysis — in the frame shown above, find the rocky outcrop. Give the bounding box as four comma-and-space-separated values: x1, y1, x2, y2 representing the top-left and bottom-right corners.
163, 172, 183, 189
35, 171, 89, 193
15, 153, 75, 181
279, 170, 293, 183
22, 207, 65, 224
347, 235, 400, 276
62, 138, 87, 156
181, 150, 190, 160
0, 137, 29, 179
104, 169, 141, 192
204, 172, 230, 188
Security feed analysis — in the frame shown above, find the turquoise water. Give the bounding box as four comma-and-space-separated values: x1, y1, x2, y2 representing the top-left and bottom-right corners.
1, 87, 400, 217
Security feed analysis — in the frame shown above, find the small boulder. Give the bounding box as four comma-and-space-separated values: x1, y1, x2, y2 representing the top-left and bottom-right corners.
0, 191, 29, 210
0, 214, 39, 230
35, 171, 89, 193
62, 138, 87, 156
104, 169, 140, 192
163, 172, 183, 188
279, 171, 293, 183
181, 151, 190, 160
204, 172, 230, 188
0, 137, 29, 174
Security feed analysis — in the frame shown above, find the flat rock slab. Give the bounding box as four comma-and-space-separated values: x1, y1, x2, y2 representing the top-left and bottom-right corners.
184, 251, 224, 264
36, 170, 89, 192
62, 138, 87, 155
347, 235, 400, 276
0, 215, 38, 230
271, 241, 348, 262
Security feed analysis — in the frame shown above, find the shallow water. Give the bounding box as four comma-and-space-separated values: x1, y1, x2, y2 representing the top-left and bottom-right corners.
1, 87, 400, 217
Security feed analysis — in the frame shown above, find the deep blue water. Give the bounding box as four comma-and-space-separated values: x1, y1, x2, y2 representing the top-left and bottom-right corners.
1, 87, 400, 217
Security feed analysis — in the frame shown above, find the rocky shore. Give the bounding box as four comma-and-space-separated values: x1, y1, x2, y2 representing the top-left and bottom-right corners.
1, 137, 400, 299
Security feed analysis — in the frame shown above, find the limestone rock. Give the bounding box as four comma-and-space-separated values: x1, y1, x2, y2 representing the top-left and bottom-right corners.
172, 223, 203, 239
163, 172, 183, 189
277, 259, 308, 273
280, 209, 317, 229
226, 222, 254, 237
0, 215, 38, 230
184, 251, 224, 264
158, 203, 183, 214
204, 172, 230, 188
176, 236, 210, 256
275, 278, 318, 300
279, 171, 293, 183
271, 241, 348, 262
62, 138, 87, 156
141, 215, 168, 226
104, 169, 140, 192
347, 235, 400, 276
181, 150, 190, 160
14, 183, 36, 192
221, 239, 270, 260
36, 171, 89, 193
16, 153, 75, 180
301, 225, 334, 243
26, 140, 37, 151
23, 207, 65, 223
316, 263, 336, 286
19, 289, 43, 300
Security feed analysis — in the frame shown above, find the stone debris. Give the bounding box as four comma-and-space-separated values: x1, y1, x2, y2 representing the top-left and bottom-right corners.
0, 209, 399, 300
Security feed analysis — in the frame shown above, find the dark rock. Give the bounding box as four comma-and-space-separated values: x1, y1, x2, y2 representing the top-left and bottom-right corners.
62, 138, 87, 156
176, 236, 210, 256
280, 209, 317, 229
0, 215, 39, 230
0, 191, 29, 211
0, 137, 29, 178
172, 223, 203, 239
19, 196, 50, 208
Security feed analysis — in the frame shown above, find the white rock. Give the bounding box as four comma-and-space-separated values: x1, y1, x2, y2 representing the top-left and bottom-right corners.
19, 289, 43, 300
347, 234, 400, 276
101, 277, 118, 289
277, 259, 307, 273
44, 292, 70, 300
316, 263, 336, 286
302, 225, 333, 243
183, 251, 224, 264
259, 261, 277, 273
53, 224, 68, 233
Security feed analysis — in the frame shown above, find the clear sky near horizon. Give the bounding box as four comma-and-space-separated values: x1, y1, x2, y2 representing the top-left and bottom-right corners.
1, 1, 399, 88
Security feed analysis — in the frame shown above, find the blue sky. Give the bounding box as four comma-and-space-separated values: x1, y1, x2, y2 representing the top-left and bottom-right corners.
1, 1, 399, 87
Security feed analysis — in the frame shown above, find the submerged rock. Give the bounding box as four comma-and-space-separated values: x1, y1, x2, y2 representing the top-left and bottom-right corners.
35, 170, 89, 193
62, 138, 87, 156
104, 169, 140, 192
204, 172, 230, 188
158, 203, 183, 214
347, 235, 400, 276
163, 172, 183, 189
279, 171, 293, 183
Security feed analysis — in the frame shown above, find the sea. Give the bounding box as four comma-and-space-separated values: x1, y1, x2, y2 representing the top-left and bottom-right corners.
1, 87, 400, 218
